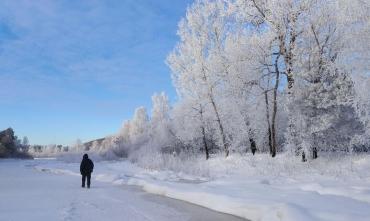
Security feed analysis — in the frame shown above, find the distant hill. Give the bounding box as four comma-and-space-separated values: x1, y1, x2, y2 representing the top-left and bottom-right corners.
83, 137, 105, 150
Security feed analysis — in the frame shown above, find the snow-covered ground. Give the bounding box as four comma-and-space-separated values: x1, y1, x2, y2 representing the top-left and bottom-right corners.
30, 153, 370, 221
0, 159, 246, 221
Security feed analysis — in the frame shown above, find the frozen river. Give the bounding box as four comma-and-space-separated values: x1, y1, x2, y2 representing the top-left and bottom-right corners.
0, 159, 247, 221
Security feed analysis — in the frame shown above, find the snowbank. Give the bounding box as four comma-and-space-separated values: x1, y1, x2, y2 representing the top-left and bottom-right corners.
34, 154, 370, 221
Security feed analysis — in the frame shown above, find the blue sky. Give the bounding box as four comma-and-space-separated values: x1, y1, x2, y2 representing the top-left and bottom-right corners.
0, 0, 193, 145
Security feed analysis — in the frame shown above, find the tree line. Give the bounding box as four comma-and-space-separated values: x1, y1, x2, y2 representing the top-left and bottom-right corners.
32, 0, 370, 163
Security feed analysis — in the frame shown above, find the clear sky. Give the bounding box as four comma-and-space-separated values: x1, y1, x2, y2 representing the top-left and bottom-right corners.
0, 0, 193, 145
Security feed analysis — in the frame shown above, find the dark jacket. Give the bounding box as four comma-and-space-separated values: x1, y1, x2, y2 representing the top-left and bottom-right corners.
80, 154, 94, 175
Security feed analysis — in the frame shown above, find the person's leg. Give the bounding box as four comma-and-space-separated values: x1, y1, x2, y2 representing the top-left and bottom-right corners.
87, 173, 91, 188
82, 175, 86, 188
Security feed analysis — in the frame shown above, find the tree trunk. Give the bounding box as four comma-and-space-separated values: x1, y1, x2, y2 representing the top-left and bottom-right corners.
201, 125, 209, 160
248, 129, 257, 155
209, 94, 229, 157
271, 54, 281, 158
249, 131, 257, 155
243, 115, 258, 154
278, 12, 299, 156
200, 63, 229, 157
199, 106, 209, 160
264, 90, 273, 155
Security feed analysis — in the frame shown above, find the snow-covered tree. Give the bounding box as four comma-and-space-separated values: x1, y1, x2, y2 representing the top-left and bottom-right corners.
227, 0, 369, 157
168, 0, 235, 157
73, 0, 370, 163
22, 136, 29, 147
149, 92, 174, 151
73, 139, 84, 152
129, 107, 149, 145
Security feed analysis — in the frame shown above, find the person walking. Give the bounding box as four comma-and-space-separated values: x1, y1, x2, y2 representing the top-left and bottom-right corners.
80, 154, 94, 188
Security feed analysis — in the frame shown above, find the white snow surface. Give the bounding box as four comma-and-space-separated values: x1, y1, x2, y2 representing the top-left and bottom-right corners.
4, 153, 370, 221
0, 159, 245, 221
